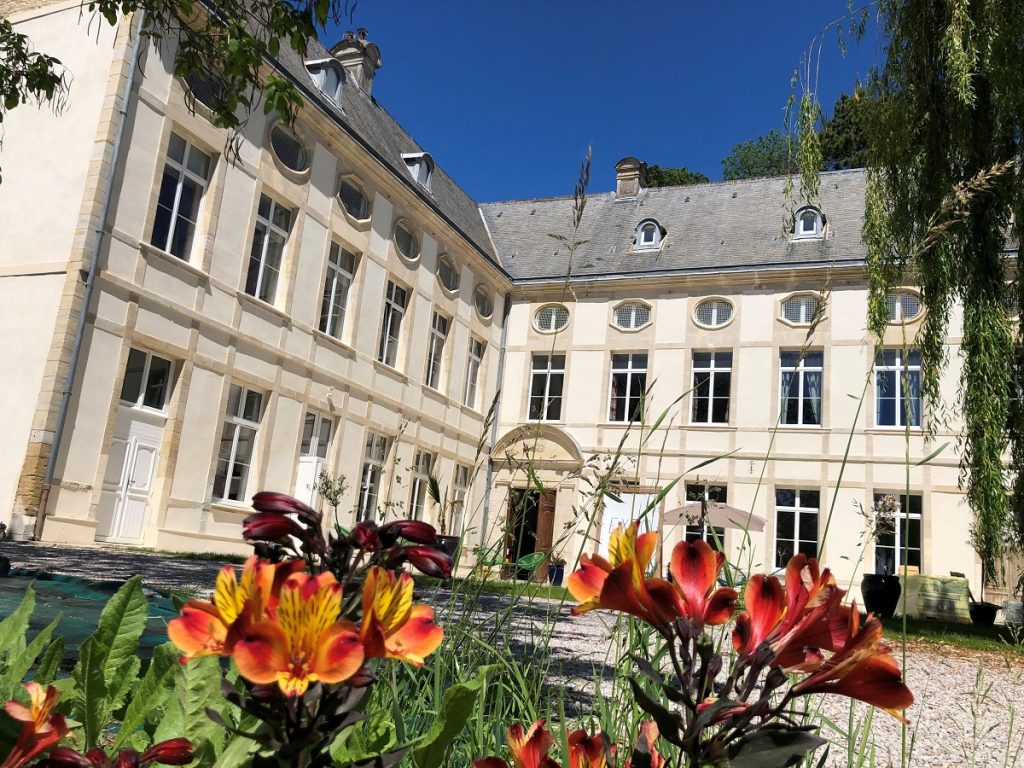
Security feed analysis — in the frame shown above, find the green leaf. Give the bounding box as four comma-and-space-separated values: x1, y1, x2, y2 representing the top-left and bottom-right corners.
180, 656, 226, 761
33, 637, 64, 686
332, 718, 397, 765
113, 644, 177, 750
71, 636, 108, 748
0, 586, 34, 658
727, 726, 827, 768
628, 678, 683, 746
411, 665, 493, 768
93, 576, 148, 682
915, 441, 950, 466
0, 616, 58, 700
214, 733, 262, 768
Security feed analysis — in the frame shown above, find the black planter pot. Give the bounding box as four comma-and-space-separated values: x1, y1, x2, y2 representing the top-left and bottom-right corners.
547, 563, 565, 586
435, 535, 460, 559
861, 574, 902, 619
969, 601, 1000, 626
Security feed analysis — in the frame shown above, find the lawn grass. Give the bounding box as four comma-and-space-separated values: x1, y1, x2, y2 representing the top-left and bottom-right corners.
882, 615, 1024, 656
418, 574, 571, 601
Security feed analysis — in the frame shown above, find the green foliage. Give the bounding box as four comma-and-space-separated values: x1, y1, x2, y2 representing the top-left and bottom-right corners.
0, 587, 58, 702
820, 92, 872, 170
411, 664, 492, 768
721, 129, 798, 180
727, 726, 827, 768
646, 165, 709, 187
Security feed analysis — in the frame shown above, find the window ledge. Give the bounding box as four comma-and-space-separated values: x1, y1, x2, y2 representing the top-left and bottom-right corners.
776, 425, 825, 431
686, 423, 736, 431
459, 402, 482, 418
866, 427, 925, 434
235, 290, 291, 324
422, 385, 455, 407
140, 242, 210, 281
312, 329, 355, 356
209, 500, 251, 515
373, 359, 409, 383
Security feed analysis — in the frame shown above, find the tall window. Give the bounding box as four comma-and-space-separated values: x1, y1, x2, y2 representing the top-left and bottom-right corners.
213, 385, 264, 502
245, 194, 292, 303
774, 489, 820, 567
875, 349, 922, 427
464, 337, 485, 409
299, 411, 332, 461
150, 133, 212, 261
408, 450, 434, 520
691, 351, 732, 424
377, 281, 408, 366
609, 353, 648, 422
357, 432, 390, 521
780, 351, 823, 426
528, 354, 565, 421
319, 243, 356, 338
452, 464, 471, 536
425, 312, 449, 390
873, 493, 922, 574
683, 483, 726, 551
120, 348, 174, 411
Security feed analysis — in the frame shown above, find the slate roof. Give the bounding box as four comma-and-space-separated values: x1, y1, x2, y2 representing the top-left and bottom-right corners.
479, 170, 868, 282
271, 40, 502, 269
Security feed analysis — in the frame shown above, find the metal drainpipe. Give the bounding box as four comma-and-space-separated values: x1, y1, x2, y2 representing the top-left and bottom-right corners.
33, 11, 146, 540
480, 291, 512, 547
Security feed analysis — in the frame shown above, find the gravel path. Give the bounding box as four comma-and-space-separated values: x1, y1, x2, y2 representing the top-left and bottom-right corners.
2, 542, 1022, 766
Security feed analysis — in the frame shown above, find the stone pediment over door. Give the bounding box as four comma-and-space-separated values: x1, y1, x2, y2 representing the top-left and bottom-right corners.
492, 424, 584, 471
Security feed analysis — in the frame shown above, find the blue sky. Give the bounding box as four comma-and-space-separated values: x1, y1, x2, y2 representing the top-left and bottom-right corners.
325, 2, 879, 202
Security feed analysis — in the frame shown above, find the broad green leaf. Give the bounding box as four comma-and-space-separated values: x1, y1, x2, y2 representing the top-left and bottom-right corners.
180, 656, 225, 761
727, 726, 827, 768
71, 636, 108, 748
331, 717, 396, 764
0, 586, 34, 658
214, 733, 261, 768
152, 686, 184, 745
411, 665, 494, 768
33, 637, 64, 686
93, 576, 148, 683
0, 616, 57, 700
114, 643, 178, 749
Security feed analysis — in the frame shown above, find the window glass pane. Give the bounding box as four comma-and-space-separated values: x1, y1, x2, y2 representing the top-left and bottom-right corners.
799, 512, 818, 542
800, 490, 820, 508
712, 370, 731, 398
242, 390, 263, 422
143, 355, 172, 409
780, 351, 800, 368
777, 509, 795, 539
710, 396, 729, 423
300, 413, 316, 454
168, 133, 187, 164
316, 418, 332, 460
271, 203, 292, 232
120, 349, 147, 404
185, 145, 211, 178
775, 488, 795, 507
258, 194, 271, 219
804, 352, 823, 367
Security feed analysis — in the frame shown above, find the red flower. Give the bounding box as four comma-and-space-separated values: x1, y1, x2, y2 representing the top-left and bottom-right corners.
404, 546, 452, 579
473, 720, 560, 768
349, 521, 382, 550
242, 511, 305, 543
380, 519, 438, 545
623, 721, 666, 768
732, 573, 785, 657
2, 683, 69, 768
139, 739, 194, 766
668, 540, 738, 625
40, 739, 192, 768
567, 729, 614, 768
251, 491, 320, 526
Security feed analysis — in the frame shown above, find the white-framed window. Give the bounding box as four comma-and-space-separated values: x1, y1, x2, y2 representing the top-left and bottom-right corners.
319, 243, 356, 339
464, 337, 485, 409
873, 492, 922, 574
378, 280, 408, 366
402, 152, 434, 189
684, 483, 727, 552
357, 432, 390, 522
213, 384, 264, 502
613, 302, 652, 330
150, 132, 212, 261
474, 286, 494, 319
408, 450, 434, 520
528, 354, 565, 421
774, 488, 820, 567
781, 294, 820, 324
120, 348, 175, 411
608, 352, 648, 422
245, 194, 292, 304
269, 123, 309, 173
437, 254, 460, 293
794, 207, 824, 240
780, 351, 823, 426
534, 304, 569, 332
425, 311, 450, 390
886, 292, 922, 323
635, 219, 663, 250
694, 299, 734, 328
338, 178, 370, 220
306, 59, 344, 104
691, 351, 732, 424
393, 221, 420, 262
300, 411, 333, 460
451, 463, 472, 537
875, 348, 922, 427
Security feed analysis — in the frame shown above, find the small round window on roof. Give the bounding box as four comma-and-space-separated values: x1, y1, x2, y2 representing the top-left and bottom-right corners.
270, 124, 309, 173
782, 294, 819, 324
393, 221, 419, 261
535, 304, 569, 332
613, 302, 652, 329
437, 254, 460, 292
886, 291, 922, 323
694, 299, 733, 328
474, 286, 493, 319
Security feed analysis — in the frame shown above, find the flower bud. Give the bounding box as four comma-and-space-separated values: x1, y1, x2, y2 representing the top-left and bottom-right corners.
251, 491, 321, 526
242, 512, 304, 543
40, 749, 94, 768
349, 521, 382, 550
86, 750, 114, 768
405, 546, 452, 579
140, 739, 194, 767
379, 520, 438, 545
348, 664, 376, 688
113, 750, 140, 768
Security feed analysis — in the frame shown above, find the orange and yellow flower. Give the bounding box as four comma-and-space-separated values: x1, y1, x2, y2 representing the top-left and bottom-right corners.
667, 540, 738, 626
472, 719, 560, 768
359, 566, 443, 665
623, 721, 665, 768
567, 729, 613, 768
233, 570, 364, 697
1, 683, 68, 768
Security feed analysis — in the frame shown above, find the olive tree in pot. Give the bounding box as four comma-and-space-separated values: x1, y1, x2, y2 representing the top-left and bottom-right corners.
859, 494, 902, 619
1007, 572, 1024, 626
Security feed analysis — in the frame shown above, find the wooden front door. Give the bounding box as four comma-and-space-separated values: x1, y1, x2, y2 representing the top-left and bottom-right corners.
535, 490, 556, 582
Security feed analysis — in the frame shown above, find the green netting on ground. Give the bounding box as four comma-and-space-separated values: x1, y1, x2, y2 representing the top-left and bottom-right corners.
0, 570, 178, 658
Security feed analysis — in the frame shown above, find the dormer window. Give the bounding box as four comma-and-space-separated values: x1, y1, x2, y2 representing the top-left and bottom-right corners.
635, 219, 664, 250
306, 59, 344, 105
402, 152, 434, 190
794, 207, 824, 240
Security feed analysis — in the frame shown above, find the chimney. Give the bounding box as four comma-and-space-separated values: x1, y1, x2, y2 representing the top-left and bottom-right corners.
614, 157, 648, 198
330, 28, 382, 96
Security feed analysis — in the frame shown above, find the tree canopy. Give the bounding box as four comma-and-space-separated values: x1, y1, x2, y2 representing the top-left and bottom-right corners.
721, 129, 798, 181
646, 164, 709, 187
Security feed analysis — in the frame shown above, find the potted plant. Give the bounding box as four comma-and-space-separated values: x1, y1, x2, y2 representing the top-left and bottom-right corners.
547, 553, 566, 586
1006, 572, 1024, 626
858, 494, 902, 619
427, 473, 460, 559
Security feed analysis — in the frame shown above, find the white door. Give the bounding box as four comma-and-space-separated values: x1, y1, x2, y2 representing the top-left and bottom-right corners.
294, 456, 324, 508
294, 411, 332, 508
95, 411, 163, 544
597, 492, 658, 556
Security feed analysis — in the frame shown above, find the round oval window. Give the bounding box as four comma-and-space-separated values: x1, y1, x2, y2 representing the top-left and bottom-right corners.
270, 124, 309, 173
695, 299, 733, 327
437, 255, 460, 292
535, 304, 569, 331
474, 286, 494, 319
